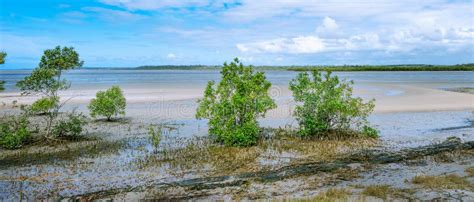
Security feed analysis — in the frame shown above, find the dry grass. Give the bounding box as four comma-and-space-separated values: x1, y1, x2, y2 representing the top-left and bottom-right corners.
411, 174, 473, 190
466, 167, 474, 177
0, 140, 123, 168
360, 184, 416, 200
306, 188, 351, 202
134, 134, 378, 176
361, 185, 391, 199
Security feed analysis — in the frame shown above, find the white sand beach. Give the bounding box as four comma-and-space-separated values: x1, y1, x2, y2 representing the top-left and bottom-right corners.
1, 82, 473, 117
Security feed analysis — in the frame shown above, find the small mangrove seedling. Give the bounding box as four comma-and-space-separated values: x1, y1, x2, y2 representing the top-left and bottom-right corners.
149, 125, 162, 152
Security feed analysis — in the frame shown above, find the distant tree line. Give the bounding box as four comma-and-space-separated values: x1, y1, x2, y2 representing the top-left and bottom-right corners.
129, 64, 474, 71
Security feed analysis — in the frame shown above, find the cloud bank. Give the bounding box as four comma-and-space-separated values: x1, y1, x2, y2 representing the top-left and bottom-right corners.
1, 0, 472, 67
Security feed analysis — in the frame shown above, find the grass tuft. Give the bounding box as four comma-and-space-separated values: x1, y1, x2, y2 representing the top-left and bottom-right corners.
134, 134, 377, 176
465, 167, 474, 177
362, 185, 391, 199
411, 174, 473, 190
309, 188, 350, 202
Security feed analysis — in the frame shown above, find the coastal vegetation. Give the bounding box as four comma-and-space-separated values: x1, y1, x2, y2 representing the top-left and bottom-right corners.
195, 59, 379, 147
411, 174, 473, 190
0, 51, 6, 91
0, 52, 6, 64
0, 113, 31, 149
361, 184, 392, 199
0, 55, 472, 200
290, 71, 378, 138
0, 46, 88, 149
88, 85, 127, 121
311, 188, 350, 201
17, 46, 84, 139
0, 51, 32, 149
113, 63, 474, 71
196, 58, 276, 146
286, 64, 474, 71
148, 125, 162, 152
136, 65, 219, 70
467, 167, 474, 177
52, 112, 87, 140
29, 96, 59, 115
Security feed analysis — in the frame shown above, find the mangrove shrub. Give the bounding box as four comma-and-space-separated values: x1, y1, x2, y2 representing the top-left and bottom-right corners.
52, 112, 87, 140
30, 96, 59, 115
17, 46, 83, 138
0, 114, 32, 149
0, 52, 6, 64
289, 70, 378, 138
196, 58, 276, 146
88, 86, 126, 121
0, 51, 6, 91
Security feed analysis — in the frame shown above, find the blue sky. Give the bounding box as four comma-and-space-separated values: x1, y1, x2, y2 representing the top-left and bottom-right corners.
0, 0, 473, 69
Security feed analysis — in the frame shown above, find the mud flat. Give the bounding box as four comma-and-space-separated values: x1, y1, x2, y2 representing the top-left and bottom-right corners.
0, 70, 473, 200
79, 138, 474, 201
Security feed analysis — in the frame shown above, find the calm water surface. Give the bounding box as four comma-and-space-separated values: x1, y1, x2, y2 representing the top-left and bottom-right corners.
1, 69, 473, 92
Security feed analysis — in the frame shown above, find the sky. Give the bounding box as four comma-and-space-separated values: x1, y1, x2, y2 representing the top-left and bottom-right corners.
0, 0, 473, 68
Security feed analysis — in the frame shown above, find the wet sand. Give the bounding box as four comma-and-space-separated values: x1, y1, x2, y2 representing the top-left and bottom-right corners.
1, 82, 473, 114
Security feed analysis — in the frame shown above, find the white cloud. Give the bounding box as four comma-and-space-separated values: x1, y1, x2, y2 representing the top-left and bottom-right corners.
82, 7, 146, 22
60, 11, 88, 24
316, 17, 339, 33
238, 56, 254, 62
99, 0, 209, 10
0, 33, 51, 56
235, 0, 473, 56
98, 0, 473, 58
237, 25, 473, 55
222, 0, 451, 21
60, 7, 146, 24
342, 34, 383, 51
237, 36, 325, 54
166, 53, 177, 59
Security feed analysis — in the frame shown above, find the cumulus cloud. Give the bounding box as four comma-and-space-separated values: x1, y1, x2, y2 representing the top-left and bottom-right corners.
316, 17, 339, 33
237, 25, 473, 55
5, 0, 472, 67
235, 1, 473, 56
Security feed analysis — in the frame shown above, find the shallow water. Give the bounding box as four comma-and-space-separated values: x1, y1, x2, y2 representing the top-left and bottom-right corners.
1, 69, 474, 92
1, 109, 471, 199
0, 126, 472, 201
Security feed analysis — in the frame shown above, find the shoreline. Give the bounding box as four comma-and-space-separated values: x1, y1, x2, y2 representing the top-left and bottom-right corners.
1, 83, 473, 114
